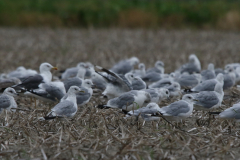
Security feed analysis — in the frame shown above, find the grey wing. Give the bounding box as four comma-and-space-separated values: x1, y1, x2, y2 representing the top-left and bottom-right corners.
110, 60, 132, 74
162, 101, 190, 116
177, 75, 198, 88
16, 74, 44, 90
61, 67, 78, 79
109, 93, 135, 108
0, 78, 21, 89
64, 77, 82, 92
76, 87, 91, 105
223, 75, 234, 90
42, 84, 65, 100
179, 63, 199, 74
192, 80, 216, 91
0, 95, 11, 109
131, 79, 146, 90
194, 92, 219, 108
147, 67, 161, 74
201, 70, 215, 81
142, 72, 161, 82
52, 100, 76, 117
220, 104, 240, 119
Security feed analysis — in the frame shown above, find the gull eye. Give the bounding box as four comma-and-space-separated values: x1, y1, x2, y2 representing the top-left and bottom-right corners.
75, 88, 77, 90
166, 91, 168, 94
188, 96, 192, 99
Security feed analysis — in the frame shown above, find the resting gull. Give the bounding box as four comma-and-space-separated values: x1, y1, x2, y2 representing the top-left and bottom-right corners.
176, 73, 202, 89
192, 83, 224, 111
190, 73, 224, 92
126, 103, 161, 121
125, 73, 146, 90
76, 79, 93, 106
201, 63, 216, 81
0, 88, 18, 113
163, 82, 181, 98
110, 57, 139, 75
130, 63, 146, 77
223, 66, 236, 90
146, 61, 165, 74
98, 90, 151, 111
158, 94, 196, 121
176, 54, 201, 74
8, 66, 38, 80
61, 62, 86, 80
13, 62, 57, 91
63, 66, 86, 92
143, 88, 170, 103
40, 86, 83, 120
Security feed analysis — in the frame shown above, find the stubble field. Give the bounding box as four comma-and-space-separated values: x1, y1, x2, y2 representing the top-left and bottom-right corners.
0, 28, 240, 159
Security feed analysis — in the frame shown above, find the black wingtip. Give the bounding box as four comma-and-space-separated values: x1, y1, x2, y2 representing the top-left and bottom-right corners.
208, 112, 221, 115
43, 116, 57, 120
96, 105, 111, 109
121, 109, 129, 114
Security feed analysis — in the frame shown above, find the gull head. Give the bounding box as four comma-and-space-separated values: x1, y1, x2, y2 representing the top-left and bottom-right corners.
4, 87, 18, 97
158, 88, 170, 100
189, 54, 198, 63
68, 86, 83, 94
77, 62, 86, 68
208, 63, 215, 71
146, 103, 160, 110
182, 94, 197, 104
138, 63, 145, 70
82, 79, 94, 88
40, 62, 57, 73
129, 57, 139, 66
125, 73, 135, 82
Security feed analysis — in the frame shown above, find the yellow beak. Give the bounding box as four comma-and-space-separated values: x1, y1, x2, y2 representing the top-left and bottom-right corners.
52, 67, 58, 70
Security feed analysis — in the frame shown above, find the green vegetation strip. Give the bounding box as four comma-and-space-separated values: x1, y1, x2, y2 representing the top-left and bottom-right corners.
0, 0, 240, 29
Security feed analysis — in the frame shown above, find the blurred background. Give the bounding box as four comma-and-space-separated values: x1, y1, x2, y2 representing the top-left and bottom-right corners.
1, 0, 240, 30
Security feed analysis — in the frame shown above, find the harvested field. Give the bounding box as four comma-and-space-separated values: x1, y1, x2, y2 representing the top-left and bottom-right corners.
0, 28, 240, 159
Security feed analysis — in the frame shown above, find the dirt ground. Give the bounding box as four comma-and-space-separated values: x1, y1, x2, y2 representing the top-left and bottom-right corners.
0, 28, 240, 159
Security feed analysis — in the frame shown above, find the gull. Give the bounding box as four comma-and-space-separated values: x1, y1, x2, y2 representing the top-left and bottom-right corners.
63, 65, 86, 92
190, 73, 224, 92
163, 82, 181, 98
176, 73, 202, 89
125, 73, 146, 90
141, 72, 163, 84
176, 54, 201, 74
110, 57, 139, 75
91, 72, 107, 91
192, 83, 224, 110
0, 77, 21, 91
130, 63, 146, 77
13, 62, 57, 91
0, 88, 18, 113
143, 88, 170, 103
7, 66, 38, 80
201, 63, 216, 81
158, 94, 196, 121
148, 74, 175, 89
96, 66, 132, 99
223, 66, 236, 90
146, 61, 165, 74
98, 90, 151, 111
126, 103, 162, 121
24, 81, 66, 103
211, 102, 240, 122
61, 62, 86, 80
40, 86, 83, 120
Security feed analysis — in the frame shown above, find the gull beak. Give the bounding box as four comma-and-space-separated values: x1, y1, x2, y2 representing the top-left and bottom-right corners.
91, 84, 96, 88
193, 99, 198, 102
80, 90, 85, 93
52, 67, 58, 70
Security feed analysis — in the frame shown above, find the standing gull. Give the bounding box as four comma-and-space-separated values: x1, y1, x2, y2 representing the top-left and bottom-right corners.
110, 57, 139, 75
192, 83, 224, 110
40, 86, 83, 120
96, 66, 132, 99
158, 94, 196, 121
0, 88, 18, 113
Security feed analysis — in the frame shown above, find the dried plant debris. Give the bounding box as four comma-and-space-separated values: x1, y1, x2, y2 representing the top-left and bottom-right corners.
0, 28, 240, 159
